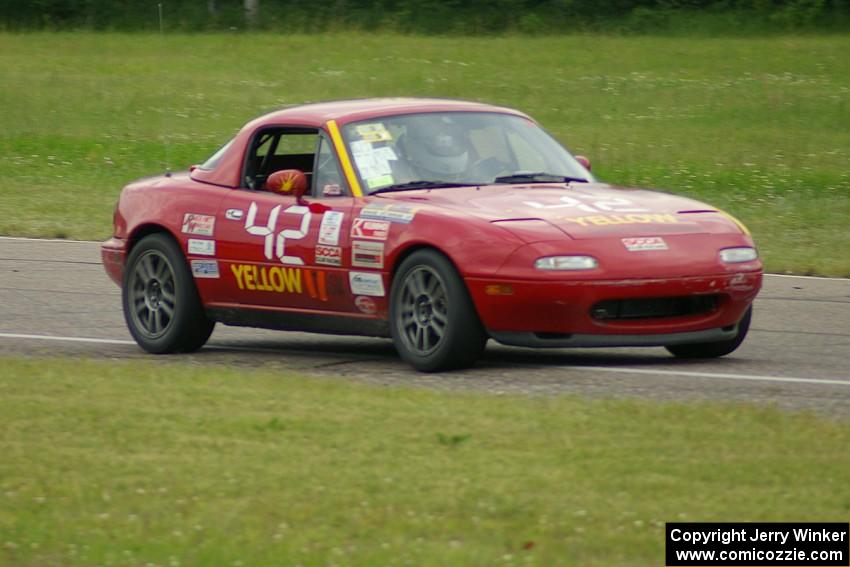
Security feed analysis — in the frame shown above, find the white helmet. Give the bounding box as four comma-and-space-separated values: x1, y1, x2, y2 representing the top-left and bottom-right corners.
405, 121, 469, 177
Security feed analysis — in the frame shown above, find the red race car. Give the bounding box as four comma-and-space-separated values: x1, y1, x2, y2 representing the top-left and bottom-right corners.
102, 98, 762, 371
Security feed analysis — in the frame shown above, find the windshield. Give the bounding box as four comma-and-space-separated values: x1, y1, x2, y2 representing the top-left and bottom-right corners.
340, 112, 593, 194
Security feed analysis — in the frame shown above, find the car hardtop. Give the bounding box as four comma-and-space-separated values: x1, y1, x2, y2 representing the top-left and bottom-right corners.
249, 97, 530, 128
191, 98, 532, 189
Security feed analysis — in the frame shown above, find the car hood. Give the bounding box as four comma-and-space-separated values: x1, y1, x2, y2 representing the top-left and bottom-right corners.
377, 183, 730, 240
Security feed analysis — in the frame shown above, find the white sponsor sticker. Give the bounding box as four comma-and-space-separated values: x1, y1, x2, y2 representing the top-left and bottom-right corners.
315, 245, 342, 266
622, 237, 668, 251
349, 271, 385, 297
351, 140, 372, 156
360, 203, 417, 224
191, 260, 220, 278
351, 240, 384, 269
182, 213, 215, 236
351, 218, 390, 240
188, 238, 216, 256
318, 211, 345, 246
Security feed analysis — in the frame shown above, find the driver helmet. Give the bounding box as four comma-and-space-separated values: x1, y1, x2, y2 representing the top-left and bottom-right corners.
404, 117, 470, 177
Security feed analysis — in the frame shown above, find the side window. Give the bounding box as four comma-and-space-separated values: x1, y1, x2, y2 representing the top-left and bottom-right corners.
243, 127, 319, 190
312, 135, 348, 197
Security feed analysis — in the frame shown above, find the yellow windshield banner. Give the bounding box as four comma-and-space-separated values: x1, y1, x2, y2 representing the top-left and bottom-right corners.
327, 119, 363, 197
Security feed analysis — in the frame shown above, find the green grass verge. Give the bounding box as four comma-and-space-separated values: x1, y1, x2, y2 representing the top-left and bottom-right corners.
0, 33, 848, 275
1, 357, 848, 566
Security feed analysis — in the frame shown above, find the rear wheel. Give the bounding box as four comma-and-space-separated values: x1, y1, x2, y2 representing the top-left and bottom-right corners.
390, 249, 487, 372
122, 233, 214, 353
666, 307, 752, 358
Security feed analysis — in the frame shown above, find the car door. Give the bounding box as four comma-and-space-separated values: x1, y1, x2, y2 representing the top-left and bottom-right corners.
212, 127, 356, 313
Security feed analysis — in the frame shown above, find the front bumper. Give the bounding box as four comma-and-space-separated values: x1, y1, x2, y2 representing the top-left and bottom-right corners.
101, 237, 127, 286
467, 271, 761, 344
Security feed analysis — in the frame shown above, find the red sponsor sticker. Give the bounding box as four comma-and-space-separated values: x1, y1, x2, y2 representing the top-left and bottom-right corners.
351, 240, 384, 269
351, 218, 390, 240
354, 295, 377, 315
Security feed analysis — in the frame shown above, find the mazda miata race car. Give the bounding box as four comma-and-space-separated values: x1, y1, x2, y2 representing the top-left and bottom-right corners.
102, 98, 762, 371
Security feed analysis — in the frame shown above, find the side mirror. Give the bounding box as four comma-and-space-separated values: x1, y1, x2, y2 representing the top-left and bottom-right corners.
575, 155, 591, 171
266, 169, 308, 202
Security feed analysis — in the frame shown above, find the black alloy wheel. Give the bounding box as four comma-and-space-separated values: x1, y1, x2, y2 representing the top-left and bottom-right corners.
390, 249, 487, 372
122, 233, 214, 353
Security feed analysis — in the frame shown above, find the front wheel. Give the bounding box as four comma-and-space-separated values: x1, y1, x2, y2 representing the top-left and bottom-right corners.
390, 250, 487, 372
666, 307, 752, 358
122, 233, 214, 354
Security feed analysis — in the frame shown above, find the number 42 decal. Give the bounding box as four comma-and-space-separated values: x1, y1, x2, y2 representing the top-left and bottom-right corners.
524, 194, 648, 213
244, 202, 312, 266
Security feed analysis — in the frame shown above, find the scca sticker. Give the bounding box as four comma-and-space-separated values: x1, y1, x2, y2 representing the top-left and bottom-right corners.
315, 245, 342, 266
182, 213, 215, 236
351, 218, 390, 240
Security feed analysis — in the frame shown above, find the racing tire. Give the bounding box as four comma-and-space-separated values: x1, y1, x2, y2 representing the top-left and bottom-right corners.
390, 249, 487, 372
122, 233, 214, 354
665, 307, 752, 359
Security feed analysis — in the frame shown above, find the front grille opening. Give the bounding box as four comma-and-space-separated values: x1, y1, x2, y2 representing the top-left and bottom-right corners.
591, 295, 720, 321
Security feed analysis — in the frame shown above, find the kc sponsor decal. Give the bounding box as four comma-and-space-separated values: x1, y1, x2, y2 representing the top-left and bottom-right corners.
182, 213, 215, 236
360, 203, 418, 224
191, 260, 220, 279
315, 245, 342, 266
349, 271, 385, 297
622, 236, 668, 251
351, 240, 384, 269
563, 213, 680, 227
187, 238, 216, 256
230, 264, 331, 301
354, 296, 377, 315
318, 211, 345, 246
351, 218, 390, 240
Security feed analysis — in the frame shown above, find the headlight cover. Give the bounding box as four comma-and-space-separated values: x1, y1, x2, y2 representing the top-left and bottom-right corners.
534, 255, 598, 271
719, 247, 758, 263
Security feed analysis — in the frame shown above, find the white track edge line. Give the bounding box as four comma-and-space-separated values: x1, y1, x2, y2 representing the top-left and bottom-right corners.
567, 365, 849, 386
1, 332, 847, 386
0, 333, 135, 345
0, 236, 102, 244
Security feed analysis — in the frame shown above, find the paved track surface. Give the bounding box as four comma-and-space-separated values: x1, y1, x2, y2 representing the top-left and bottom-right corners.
2, 237, 849, 417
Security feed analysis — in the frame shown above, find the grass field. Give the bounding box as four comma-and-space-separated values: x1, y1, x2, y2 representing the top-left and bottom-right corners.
0, 32, 848, 275
1, 357, 848, 566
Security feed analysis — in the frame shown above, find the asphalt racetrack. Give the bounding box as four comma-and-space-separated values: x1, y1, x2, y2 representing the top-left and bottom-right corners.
2, 237, 849, 417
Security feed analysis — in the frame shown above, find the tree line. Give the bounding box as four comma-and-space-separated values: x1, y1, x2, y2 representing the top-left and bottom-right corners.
1, 0, 847, 32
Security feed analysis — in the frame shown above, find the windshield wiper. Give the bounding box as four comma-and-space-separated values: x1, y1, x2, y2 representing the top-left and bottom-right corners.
370, 180, 479, 194
493, 172, 588, 184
